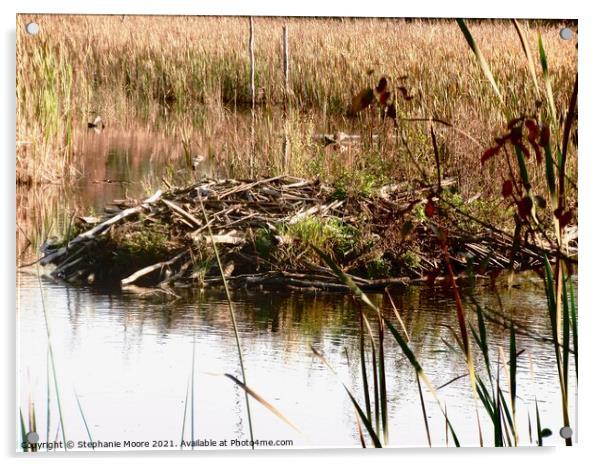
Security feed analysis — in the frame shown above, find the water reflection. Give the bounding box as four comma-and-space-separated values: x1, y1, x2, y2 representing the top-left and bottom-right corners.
18, 269, 575, 449
16, 121, 576, 450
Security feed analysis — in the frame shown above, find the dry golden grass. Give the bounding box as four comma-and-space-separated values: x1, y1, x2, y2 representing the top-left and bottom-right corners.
16, 15, 577, 217
17, 15, 576, 109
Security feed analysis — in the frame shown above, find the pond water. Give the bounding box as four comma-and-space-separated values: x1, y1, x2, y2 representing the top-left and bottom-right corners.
16, 124, 577, 450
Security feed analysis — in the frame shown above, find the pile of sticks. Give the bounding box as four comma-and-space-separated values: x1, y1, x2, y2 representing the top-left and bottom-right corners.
38, 175, 564, 292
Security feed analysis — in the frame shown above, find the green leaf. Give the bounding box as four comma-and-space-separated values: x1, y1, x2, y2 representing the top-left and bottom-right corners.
499, 385, 517, 445
476, 304, 492, 379
313, 244, 461, 447
515, 144, 531, 191
457, 19, 504, 106
544, 141, 556, 199
562, 277, 570, 397
568, 278, 578, 379
536, 400, 544, 446
19, 409, 28, 452
311, 244, 380, 314
543, 256, 557, 339
538, 34, 557, 124
378, 321, 389, 445
359, 313, 372, 427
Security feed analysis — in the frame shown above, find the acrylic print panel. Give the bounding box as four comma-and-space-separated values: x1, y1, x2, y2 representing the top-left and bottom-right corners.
16, 14, 578, 451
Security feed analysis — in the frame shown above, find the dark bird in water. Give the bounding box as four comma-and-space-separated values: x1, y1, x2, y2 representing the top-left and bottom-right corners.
88, 116, 105, 132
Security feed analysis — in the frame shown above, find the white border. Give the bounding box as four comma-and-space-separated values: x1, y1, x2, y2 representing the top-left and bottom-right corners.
3, 1, 600, 465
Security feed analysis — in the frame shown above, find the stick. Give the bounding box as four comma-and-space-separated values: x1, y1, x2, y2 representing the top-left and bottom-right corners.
162, 199, 203, 228
121, 250, 187, 286
68, 190, 163, 247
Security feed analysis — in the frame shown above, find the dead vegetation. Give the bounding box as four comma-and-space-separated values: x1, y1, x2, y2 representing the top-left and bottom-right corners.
35, 176, 569, 292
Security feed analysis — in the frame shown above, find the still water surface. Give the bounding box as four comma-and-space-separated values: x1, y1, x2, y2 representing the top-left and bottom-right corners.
17, 124, 576, 450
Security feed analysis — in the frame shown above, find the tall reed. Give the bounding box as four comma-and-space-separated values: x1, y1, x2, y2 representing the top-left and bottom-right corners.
36, 267, 67, 450
307, 18, 577, 447
460, 18, 577, 445
17, 15, 576, 206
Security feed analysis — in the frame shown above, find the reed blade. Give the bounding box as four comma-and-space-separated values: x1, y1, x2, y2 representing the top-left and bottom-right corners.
514, 144, 531, 192
36, 267, 67, 451
353, 409, 367, 448
456, 19, 504, 105
538, 34, 557, 124
314, 244, 461, 446
544, 141, 557, 199
74, 391, 94, 448
534, 399, 553, 446
384, 288, 410, 341
371, 334, 380, 439
384, 317, 460, 447
190, 335, 196, 449
180, 377, 190, 450
309, 347, 381, 447
439, 235, 477, 398
510, 323, 517, 439
494, 369, 504, 446
562, 278, 570, 400
358, 309, 372, 426
498, 384, 516, 446
476, 378, 495, 423
561, 74, 578, 169
430, 125, 442, 192
474, 303, 492, 382
416, 372, 432, 447
224, 373, 302, 435
19, 408, 29, 452
199, 198, 255, 446
28, 398, 37, 452
377, 317, 388, 445
568, 278, 578, 379
511, 19, 540, 98
310, 245, 380, 315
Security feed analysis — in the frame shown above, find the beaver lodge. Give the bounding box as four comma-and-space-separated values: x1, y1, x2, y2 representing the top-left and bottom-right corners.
38, 176, 568, 293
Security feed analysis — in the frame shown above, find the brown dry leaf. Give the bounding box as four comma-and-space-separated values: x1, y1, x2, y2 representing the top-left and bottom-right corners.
349, 88, 375, 114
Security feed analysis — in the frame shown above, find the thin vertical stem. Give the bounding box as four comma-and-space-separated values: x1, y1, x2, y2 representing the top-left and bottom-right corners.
198, 198, 255, 448
248, 17, 256, 178
248, 17, 255, 108
282, 25, 289, 105
359, 309, 372, 426
36, 267, 67, 451
377, 315, 388, 445
190, 333, 195, 450
180, 376, 189, 450
416, 372, 432, 447
46, 350, 50, 450
74, 390, 94, 448
281, 24, 290, 173
282, 129, 289, 174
